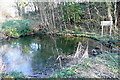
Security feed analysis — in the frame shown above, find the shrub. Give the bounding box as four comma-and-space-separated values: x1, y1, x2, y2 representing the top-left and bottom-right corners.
2, 19, 33, 37
5, 27, 20, 37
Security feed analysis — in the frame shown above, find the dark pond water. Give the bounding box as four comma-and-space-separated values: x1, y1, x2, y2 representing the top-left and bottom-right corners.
0, 35, 104, 76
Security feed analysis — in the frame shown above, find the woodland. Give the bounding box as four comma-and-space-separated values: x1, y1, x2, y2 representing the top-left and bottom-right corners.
0, 1, 119, 79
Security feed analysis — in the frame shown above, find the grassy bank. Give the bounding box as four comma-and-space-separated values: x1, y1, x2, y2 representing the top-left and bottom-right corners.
51, 51, 119, 78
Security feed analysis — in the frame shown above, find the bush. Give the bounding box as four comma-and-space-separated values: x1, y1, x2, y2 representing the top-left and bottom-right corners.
2, 19, 33, 37
5, 27, 20, 37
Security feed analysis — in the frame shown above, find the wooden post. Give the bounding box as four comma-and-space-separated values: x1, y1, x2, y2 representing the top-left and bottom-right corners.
109, 24, 112, 36
101, 25, 103, 37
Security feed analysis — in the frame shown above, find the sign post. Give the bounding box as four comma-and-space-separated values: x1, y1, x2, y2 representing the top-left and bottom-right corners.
101, 21, 113, 36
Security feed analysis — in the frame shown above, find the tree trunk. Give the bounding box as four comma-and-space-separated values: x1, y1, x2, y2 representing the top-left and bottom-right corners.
107, 2, 113, 36
117, 1, 120, 27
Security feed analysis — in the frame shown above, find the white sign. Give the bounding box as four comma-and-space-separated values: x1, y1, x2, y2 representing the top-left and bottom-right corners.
100, 21, 113, 36
101, 21, 113, 26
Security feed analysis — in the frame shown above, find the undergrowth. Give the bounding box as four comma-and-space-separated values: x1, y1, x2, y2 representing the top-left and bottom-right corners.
51, 51, 119, 78
0, 71, 26, 78
2, 19, 33, 37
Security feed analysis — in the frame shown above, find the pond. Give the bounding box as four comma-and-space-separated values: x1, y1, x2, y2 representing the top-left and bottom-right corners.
0, 35, 105, 77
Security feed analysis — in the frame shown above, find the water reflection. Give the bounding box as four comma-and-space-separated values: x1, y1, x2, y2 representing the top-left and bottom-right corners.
0, 35, 103, 75
0, 45, 33, 75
